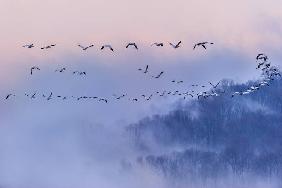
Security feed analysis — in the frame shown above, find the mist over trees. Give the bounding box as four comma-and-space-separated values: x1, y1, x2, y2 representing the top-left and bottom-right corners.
128, 76, 282, 182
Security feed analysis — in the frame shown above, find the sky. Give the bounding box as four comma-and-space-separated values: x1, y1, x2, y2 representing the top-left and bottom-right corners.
0, 0, 282, 187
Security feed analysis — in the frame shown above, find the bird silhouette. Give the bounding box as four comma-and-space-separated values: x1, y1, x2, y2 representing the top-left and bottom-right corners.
126, 43, 138, 50
113, 94, 127, 100
41, 44, 56, 49
256, 53, 268, 62
172, 80, 184, 84
31, 92, 37, 99
151, 42, 164, 47
152, 71, 164, 78
169, 41, 181, 48
99, 98, 108, 103
23, 44, 34, 48
30, 66, 40, 75
146, 94, 153, 101
138, 65, 149, 73
209, 81, 221, 88
5, 94, 15, 100
47, 92, 53, 100
78, 44, 94, 51
55, 68, 66, 73
101, 45, 114, 52
193, 42, 214, 50
73, 71, 86, 76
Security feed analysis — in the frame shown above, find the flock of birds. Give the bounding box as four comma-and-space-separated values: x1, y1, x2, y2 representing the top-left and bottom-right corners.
231, 54, 281, 98
3, 42, 281, 103
22, 41, 215, 51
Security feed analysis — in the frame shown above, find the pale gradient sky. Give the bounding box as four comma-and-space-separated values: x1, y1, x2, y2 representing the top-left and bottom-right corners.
0, 0, 281, 121
0, 1, 282, 187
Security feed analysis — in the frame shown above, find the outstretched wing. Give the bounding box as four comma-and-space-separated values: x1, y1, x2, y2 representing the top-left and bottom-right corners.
176, 41, 181, 46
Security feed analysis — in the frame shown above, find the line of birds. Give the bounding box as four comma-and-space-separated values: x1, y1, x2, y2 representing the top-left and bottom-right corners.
3, 53, 281, 103
231, 54, 281, 97
30, 66, 86, 76
22, 41, 214, 51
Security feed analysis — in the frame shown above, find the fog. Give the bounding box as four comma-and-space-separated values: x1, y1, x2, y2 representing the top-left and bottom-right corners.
0, 44, 281, 187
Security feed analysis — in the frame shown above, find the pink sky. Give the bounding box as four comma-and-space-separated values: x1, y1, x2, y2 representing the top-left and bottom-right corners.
0, 0, 282, 86
1, 0, 282, 47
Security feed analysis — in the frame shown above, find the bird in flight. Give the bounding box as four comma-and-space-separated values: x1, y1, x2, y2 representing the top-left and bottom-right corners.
257, 62, 265, 69
159, 91, 166, 97
152, 71, 164, 79
209, 81, 221, 88
99, 98, 108, 103
151, 42, 164, 47
197, 92, 208, 99
41, 44, 56, 50
183, 92, 194, 98
130, 98, 138, 102
55, 68, 66, 73
231, 91, 243, 98
256, 53, 268, 62
31, 92, 37, 99
193, 42, 214, 50
101, 44, 114, 52
23, 44, 34, 48
172, 91, 179, 95
138, 65, 149, 74
30, 66, 40, 75
146, 94, 153, 101
73, 71, 86, 76
47, 92, 53, 100
169, 41, 181, 49
77, 96, 88, 100
172, 80, 184, 84
113, 94, 127, 100
78, 44, 94, 51
141, 94, 153, 101
5, 94, 15, 100
126, 43, 138, 50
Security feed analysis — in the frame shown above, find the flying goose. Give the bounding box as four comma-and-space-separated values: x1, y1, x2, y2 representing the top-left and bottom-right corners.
159, 91, 166, 97
193, 42, 214, 50
31, 92, 37, 99
231, 91, 242, 98
23, 44, 34, 48
146, 94, 153, 101
47, 92, 53, 100
209, 81, 221, 88
169, 41, 181, 49
55, 68, 66, 73
138, 65, 149, 73
30, 66, 40, 75
197, 92, 209, 99
5, 94, 15, 100
41, 44, 56, 50
113, 94, 127, 100
73, 71, 86, 75
99, 98, 108, 103
151, 42, 164, 47
256, 62, 265, 69
126, 43, 138, 50
78, 44, 94, 51
101, 45, 114, 51
172, 80, 183, 84
152, 71, 164, 78
256, 53, 268, 62
77, 96, 88, 100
